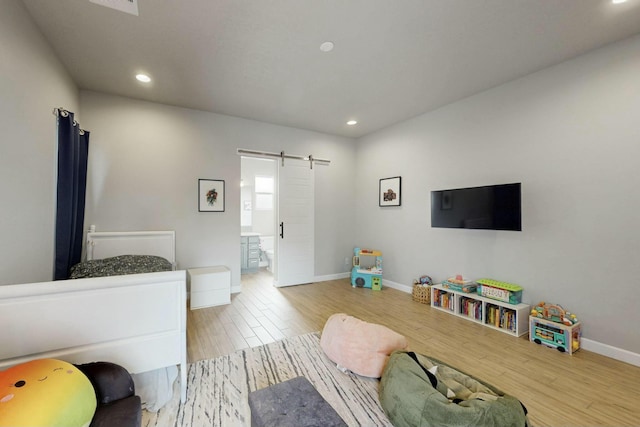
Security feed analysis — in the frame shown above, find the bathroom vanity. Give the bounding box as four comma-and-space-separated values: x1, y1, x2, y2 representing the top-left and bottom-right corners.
241, 232, 261, 273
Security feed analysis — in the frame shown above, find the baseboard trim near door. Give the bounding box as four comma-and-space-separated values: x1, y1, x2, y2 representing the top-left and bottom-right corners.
382, 278, 413, 293
313, 274, 410, 290
314, 272, 350, 282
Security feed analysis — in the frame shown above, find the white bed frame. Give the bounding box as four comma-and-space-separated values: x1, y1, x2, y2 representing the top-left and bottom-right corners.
86, 230, 177, 268
0, 231, 187, 403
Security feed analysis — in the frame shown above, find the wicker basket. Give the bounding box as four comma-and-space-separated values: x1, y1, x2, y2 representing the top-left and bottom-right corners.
412, 283, 431, 304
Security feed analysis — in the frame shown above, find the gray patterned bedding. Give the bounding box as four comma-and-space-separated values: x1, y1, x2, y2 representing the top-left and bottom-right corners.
70, 255, 173, 279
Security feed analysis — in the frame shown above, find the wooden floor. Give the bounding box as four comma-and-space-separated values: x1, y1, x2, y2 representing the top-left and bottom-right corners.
187, 269, 640, 427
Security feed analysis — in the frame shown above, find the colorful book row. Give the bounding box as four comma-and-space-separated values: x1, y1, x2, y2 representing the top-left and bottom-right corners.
460, 297, 482, 320
486, 304, 517, 332
433, 289, 454, 311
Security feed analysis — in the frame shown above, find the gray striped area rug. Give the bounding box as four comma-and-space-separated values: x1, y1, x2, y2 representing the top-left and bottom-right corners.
142, 332, 392, 427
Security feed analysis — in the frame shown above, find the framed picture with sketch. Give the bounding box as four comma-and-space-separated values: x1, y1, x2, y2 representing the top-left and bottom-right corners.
379, 176, 401, 207
199, 179, 225, 212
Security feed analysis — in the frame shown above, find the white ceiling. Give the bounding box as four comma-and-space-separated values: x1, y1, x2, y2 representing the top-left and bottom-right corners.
21, 0, 640, 138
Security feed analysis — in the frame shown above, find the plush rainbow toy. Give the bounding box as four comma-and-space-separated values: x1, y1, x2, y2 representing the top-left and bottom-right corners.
0, 358, 96, 427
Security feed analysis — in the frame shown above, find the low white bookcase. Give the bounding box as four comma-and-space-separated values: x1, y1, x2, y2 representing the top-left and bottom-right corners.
430, 284, 530, 337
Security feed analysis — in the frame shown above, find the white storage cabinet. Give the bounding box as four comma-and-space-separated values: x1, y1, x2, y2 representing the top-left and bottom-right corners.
188, 266, 231, 310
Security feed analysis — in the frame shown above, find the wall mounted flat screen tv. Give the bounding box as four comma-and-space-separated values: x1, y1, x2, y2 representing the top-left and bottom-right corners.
431, 183, 521, 231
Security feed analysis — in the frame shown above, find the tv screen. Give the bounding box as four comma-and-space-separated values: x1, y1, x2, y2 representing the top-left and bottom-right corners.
431, 183, 521, 231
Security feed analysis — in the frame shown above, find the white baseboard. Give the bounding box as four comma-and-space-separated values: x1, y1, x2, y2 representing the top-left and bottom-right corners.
581, 338, 640, 367
382, 279, 640, 367
383, 278, 413, 293
314, 272, 350, 282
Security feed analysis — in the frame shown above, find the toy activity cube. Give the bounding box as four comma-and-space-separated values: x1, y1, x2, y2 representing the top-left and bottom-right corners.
351, 248, 382, 290
529, 316, 581, 355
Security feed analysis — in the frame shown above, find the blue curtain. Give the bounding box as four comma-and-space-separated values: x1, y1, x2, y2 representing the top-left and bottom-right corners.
54, 109, 90, 280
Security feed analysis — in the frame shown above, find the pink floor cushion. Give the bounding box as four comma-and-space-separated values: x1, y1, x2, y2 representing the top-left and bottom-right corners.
320, 313, 408, 378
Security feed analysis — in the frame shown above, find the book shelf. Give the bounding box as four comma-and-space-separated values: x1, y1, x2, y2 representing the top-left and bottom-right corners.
430, 284, 530, 337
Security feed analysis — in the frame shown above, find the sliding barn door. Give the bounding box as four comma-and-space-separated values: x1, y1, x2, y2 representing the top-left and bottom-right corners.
275, 159, 314, 287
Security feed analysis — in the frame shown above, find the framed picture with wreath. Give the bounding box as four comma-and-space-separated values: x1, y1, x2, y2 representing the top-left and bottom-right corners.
379, 176, 401, 207
199, 179, 225, 212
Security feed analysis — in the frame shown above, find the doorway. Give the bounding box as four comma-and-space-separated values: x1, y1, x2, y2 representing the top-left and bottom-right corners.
240, 155, 315, 287
241, 157, 276, 281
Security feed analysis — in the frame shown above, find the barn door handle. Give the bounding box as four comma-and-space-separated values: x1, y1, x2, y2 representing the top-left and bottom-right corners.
280, 222, 284, 239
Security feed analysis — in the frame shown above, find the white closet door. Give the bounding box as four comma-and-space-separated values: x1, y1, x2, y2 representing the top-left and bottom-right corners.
275, 159, 314, 287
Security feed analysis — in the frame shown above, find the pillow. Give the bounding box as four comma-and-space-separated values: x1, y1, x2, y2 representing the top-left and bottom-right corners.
0, 359, 97, 427
320, 313, 408, 378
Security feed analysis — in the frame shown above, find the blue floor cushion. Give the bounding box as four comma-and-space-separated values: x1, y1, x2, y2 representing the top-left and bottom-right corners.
248, 376, 346, 427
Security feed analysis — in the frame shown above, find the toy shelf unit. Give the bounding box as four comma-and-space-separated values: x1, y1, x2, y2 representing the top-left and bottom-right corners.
351, 248, 382, 290
430, 284, 530, 337
530, 316, 581, 355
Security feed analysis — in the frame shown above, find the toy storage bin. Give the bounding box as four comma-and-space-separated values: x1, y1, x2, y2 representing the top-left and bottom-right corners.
412, 284, 431, 304
476, 278, 523, 304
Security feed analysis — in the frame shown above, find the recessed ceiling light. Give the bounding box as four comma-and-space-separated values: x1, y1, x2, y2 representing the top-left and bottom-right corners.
320, 41, 334, 52
135, 73, 151, 83
346, 120, 357, 126
612, 0, 627, 4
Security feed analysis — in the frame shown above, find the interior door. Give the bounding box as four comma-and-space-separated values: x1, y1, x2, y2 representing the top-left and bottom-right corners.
275, 159, 314, 287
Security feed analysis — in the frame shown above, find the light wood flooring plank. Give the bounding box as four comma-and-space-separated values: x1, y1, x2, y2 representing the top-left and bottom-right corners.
221, 320, 250, 351
229, 311, 259, 339
245, 335, 263, 348
252, 325, 277, 346
254, 314, 286, 341
184, 269, 640, 427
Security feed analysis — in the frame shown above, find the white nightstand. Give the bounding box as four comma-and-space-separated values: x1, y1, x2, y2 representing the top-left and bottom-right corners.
188, 266, 231, 310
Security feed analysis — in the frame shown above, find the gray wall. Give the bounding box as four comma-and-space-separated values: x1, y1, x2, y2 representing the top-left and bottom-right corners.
355, 34, 640, 354
0, 0, 79, 285
80, 91, 357, 290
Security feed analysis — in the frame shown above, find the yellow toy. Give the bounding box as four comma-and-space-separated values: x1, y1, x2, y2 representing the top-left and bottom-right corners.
0, 358, 96, 427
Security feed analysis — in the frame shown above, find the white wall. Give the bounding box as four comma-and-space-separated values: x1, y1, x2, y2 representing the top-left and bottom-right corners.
0, 0, 79, 285
80, 91, 357, 289
355, 34, 640, 354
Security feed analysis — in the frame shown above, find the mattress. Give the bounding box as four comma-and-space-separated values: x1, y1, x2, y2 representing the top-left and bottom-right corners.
69, 255, 173, 279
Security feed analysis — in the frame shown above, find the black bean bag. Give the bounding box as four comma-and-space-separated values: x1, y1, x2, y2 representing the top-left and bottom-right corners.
76, 362, 141, 427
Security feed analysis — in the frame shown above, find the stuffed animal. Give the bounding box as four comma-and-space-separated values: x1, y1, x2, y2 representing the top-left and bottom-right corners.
0, 359, 96, 427
419, 275, 433, 285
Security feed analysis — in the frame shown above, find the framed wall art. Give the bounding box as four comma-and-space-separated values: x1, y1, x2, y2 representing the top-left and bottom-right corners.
379, 176, 401, 207
199, 179, 225, 212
